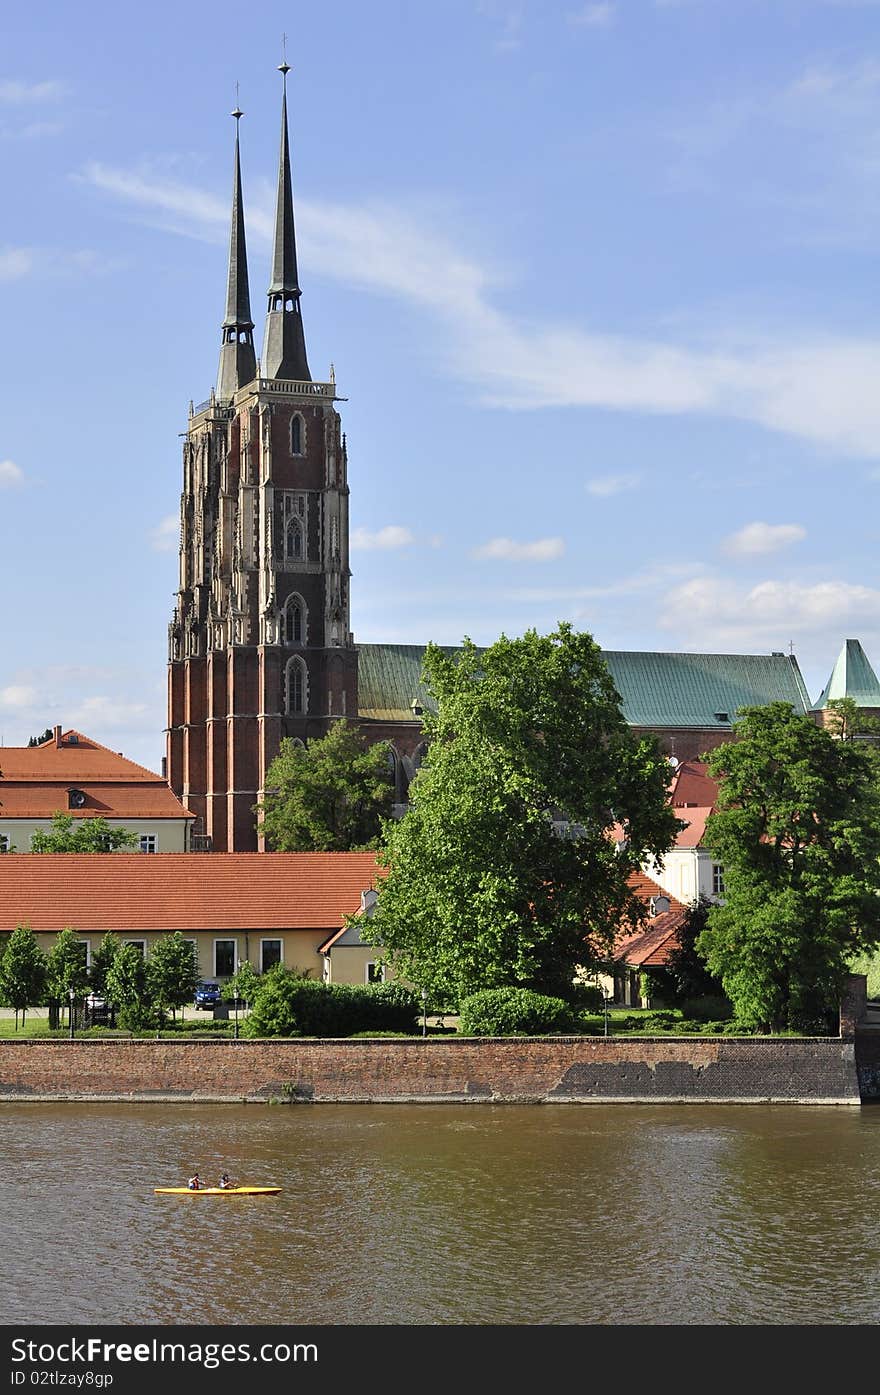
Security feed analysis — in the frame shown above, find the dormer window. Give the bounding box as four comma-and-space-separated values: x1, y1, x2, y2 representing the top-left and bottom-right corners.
714, 711, 729, 723
649, 895, 670, 917
68, 788, 86, 810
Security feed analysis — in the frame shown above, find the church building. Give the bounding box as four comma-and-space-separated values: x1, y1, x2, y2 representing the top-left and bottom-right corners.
165, 68, 856, 853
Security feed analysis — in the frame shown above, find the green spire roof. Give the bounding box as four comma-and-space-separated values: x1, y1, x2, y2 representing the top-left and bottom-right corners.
356, 644, 811, 727
812, 639, 880, 711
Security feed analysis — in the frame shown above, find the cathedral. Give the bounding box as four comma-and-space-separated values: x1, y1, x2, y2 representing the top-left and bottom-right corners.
166, 68, 860, 852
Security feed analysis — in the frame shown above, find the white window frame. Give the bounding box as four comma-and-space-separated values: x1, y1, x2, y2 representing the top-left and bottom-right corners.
365, 961, 385, 985
139, 834, 158, 854
712, 863, 725, 897
0, 834, 9, 853
124, 939, 147, 958
260, 938, 283, 973
213, 937, 238, 978
77, 939, 92, 968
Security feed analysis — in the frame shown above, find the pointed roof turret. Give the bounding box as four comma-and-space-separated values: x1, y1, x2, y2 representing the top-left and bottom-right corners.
812, 639, 880, 710
217, 107, 257, 399
261, 62, 311, 382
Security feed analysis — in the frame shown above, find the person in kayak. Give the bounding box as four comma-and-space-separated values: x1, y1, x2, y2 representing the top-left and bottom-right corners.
218, 1173, 232, 1189
188, 1172, 202, 1190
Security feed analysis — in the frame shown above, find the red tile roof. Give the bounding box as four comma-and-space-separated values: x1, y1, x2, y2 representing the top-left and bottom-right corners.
673, 807, 712, 848
671, 760, 719, 809
615, 907, 687, 968
0, 853, 385, 932
0, 729, 192, 821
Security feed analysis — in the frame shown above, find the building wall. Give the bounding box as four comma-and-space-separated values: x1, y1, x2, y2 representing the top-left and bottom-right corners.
21, 928, 329, 984
0, 1035, 863, 1103
0, 818, 190, 855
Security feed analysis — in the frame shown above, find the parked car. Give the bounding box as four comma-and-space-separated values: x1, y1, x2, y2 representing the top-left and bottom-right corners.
194, 981, 222, 1010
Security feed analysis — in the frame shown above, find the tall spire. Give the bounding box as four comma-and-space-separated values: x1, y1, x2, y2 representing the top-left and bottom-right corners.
262, 61, 311, 382
217, 105, 257, 399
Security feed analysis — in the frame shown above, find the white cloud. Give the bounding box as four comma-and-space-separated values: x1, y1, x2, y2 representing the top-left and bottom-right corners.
473, 536, 565, 561
68, 695, 152, 731
0, 685, 37, 709
149, 515, 179, 553
568, 3, 616, 25
0, 80, 64, 104
350, 525, 415, 551
0, 249, 33, 281
722, 521, 807, 557
80, 162, 880, 459
0, 459, 23, 486
586, 472, 640, 497
659, 575, 880, 648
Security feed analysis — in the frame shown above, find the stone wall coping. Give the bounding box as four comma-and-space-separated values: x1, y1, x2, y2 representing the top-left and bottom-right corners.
0, 1034, 843, 1046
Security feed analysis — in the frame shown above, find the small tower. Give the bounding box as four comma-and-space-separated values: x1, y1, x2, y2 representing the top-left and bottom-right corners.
811, 639, 880, 730
217, 106, 257, 399
261, 62, 310, 382
167, 68, 357, 852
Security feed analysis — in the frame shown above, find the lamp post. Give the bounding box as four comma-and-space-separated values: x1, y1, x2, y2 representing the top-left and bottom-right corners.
421, 987, 428, 1038
234, 959, 241, 1040
68, 987, 76, 1041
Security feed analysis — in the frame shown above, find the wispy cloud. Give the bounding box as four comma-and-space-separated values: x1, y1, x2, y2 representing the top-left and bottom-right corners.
351, 525, 415, 551
659, 575, 880, 648
0, 459, 23, 487
0, 684, 37, 709
0, 249, 33, 280
0, 79, 64, 104
567, 3, 616, 26
80, 161, 880, 459
586, 472, 640, 497
149, 515, 179, 553
722, 521, 807, 557
473, 536, 565, 561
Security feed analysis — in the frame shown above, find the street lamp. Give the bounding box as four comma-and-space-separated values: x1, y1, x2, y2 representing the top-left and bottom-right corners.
68, 987, 76, 1041
421, 987, 428, 1038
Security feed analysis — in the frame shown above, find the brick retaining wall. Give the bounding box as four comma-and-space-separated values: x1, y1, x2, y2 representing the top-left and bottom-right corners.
0, 1036, 865, 1104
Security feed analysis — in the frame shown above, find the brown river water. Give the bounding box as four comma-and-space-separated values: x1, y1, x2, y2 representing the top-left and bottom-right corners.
2, 1101, 879, 1326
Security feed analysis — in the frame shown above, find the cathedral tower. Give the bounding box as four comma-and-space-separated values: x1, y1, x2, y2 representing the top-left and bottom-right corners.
167, 73, 357, 851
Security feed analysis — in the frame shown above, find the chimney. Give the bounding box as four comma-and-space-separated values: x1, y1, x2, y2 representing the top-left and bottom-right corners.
54, 725, 62, 748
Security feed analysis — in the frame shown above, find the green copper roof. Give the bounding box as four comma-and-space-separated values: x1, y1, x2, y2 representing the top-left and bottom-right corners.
811, 639, 880, 711
356, 643, 811, 728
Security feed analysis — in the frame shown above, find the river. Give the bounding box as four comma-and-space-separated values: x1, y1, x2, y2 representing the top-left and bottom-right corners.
2, 1102, 878, 1325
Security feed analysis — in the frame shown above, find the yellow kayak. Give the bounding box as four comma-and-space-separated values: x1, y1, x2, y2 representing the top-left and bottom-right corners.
154, 1186, 281, 1195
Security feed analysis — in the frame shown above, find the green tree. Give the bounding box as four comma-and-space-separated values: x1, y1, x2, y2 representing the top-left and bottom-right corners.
242, 966, 300, 1037
658, 897, 725, 1003
30, 815, 138, 854
89, 932, 122, 996
0, 925, 47, 1029
46, 928, 90, 1028
146, 933, 199, 1021
27, 728, 53, 748
223, 959, 261, 1009
105, 943, 151, 1012
257, 721, 394, 851
366, 624, 680, 1004
824, 697, 880, 743
699, 701, 880, 1032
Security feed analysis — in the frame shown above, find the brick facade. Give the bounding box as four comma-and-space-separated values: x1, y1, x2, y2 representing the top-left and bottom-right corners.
0, 1036, 863, 1103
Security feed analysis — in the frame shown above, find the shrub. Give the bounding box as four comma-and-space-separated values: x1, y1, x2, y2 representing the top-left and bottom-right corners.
680, 994, 733, 1023
458, 987, 578, 1036
118, 1003, 164, 1032
243, 970, 420, 1037
569, 983, 604, 1013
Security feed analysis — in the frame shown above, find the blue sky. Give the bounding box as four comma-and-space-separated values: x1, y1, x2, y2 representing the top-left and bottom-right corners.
2, 0, 880, 769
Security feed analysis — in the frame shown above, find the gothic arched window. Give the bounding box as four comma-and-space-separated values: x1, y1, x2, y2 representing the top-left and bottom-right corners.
290, 414, 305, 456
285, 517, 304, 562
285, 656, 308, 715
283, 594, 306, 645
